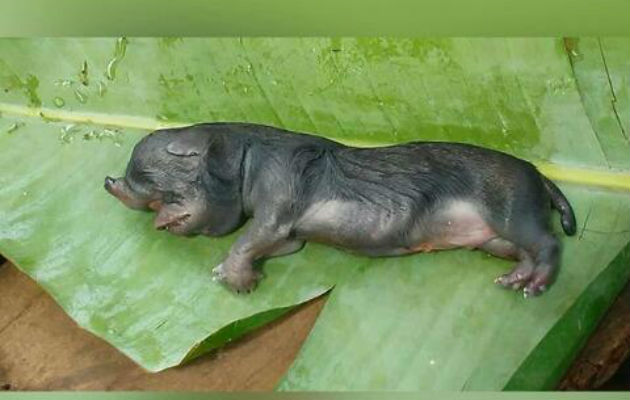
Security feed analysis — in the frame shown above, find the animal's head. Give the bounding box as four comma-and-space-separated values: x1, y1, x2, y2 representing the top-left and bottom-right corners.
104, 124, 245, 236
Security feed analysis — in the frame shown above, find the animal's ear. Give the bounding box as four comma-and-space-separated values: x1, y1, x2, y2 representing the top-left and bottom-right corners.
204, 134, 245, 182
166, 134, 208, 157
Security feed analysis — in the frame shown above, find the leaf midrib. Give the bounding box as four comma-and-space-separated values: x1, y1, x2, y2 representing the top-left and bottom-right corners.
2, 101, 629, 191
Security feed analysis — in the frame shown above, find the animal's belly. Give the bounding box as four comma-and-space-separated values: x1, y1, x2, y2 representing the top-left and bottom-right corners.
295, 199, 496, 255
409, 200, 496, 253
295, 199, 411, 249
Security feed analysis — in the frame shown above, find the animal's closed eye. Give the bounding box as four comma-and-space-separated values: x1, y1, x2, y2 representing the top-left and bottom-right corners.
166, 141, 201, 157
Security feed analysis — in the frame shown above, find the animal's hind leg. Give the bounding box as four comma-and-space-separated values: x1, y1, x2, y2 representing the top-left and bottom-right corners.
494, 251, 536, 290
478, 237, 539, 290
479, 237, 519, 260
480, 237, 537, 289
484, 169, 562, 297
522, 233, 560, 297
491, 230, 561, 297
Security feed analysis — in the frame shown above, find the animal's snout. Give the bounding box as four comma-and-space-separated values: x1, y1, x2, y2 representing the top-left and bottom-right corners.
103, 176, 128, 201
104, 176, 152, 210
104, 176, 116, 192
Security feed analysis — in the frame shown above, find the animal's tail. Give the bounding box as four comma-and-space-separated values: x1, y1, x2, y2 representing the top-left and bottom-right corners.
542, 176, 576, 236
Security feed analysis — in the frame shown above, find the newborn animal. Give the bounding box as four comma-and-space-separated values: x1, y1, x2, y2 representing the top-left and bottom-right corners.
104, 123, 576, 297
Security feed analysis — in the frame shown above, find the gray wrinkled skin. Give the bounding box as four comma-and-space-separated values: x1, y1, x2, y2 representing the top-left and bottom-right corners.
104, 123, 576, 297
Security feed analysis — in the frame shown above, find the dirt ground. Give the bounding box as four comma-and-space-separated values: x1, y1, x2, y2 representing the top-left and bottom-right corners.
0, 261, 325, 390
559, 282, 630, 390
1, 259, 628, 391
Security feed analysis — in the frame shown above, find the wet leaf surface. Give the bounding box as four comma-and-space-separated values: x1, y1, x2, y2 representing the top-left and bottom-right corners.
0, 38, 628, 388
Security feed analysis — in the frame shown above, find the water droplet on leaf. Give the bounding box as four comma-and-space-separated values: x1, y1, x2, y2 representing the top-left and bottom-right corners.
105, 37, 128, 81
59, 124, 81, 144
54, 79, 74, 88
101, 127, 124, 147
6, 122, 24, 134
83, 130, 97, 141
79, 60, 89, 86
74, 88, 88, 104
97, 81, 107, 97
53, 96, 65, 108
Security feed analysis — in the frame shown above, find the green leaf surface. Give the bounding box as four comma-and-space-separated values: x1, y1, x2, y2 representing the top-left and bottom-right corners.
0, 118, 337, 371
278, 186, 630, 390
566, 37, 630, 170
0, 38, 628, 387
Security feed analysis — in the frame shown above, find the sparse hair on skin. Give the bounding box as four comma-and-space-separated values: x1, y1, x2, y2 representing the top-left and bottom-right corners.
105, 123, 576, 297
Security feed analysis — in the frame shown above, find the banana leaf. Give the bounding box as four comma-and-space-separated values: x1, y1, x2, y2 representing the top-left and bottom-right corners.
0, 38, 628, 388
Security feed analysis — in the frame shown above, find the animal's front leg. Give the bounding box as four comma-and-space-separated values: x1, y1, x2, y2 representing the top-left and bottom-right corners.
212, 255, 261, 294
213, 218, 292, 293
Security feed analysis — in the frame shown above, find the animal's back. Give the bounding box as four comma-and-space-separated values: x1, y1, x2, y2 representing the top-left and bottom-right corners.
321, 141, 538, 207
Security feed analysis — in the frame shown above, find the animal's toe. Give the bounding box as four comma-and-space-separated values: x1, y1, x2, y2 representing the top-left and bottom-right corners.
494, 260, 535, 292
232, 282, 255, 295
523, 278, 550, 298
212, 263, 224, 274
494, 272, 529, 290
523, 285, 540, 298
212, 264, 226, 280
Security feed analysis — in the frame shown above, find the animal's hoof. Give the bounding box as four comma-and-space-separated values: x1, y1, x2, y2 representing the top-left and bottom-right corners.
494, 261, 536, 294
496, 273, 548, 298
231, 271, 262, 294
212, 264, 262, 294
212, 263, 226, 281
522, 281, 547, 298
494, 272, 528, 290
